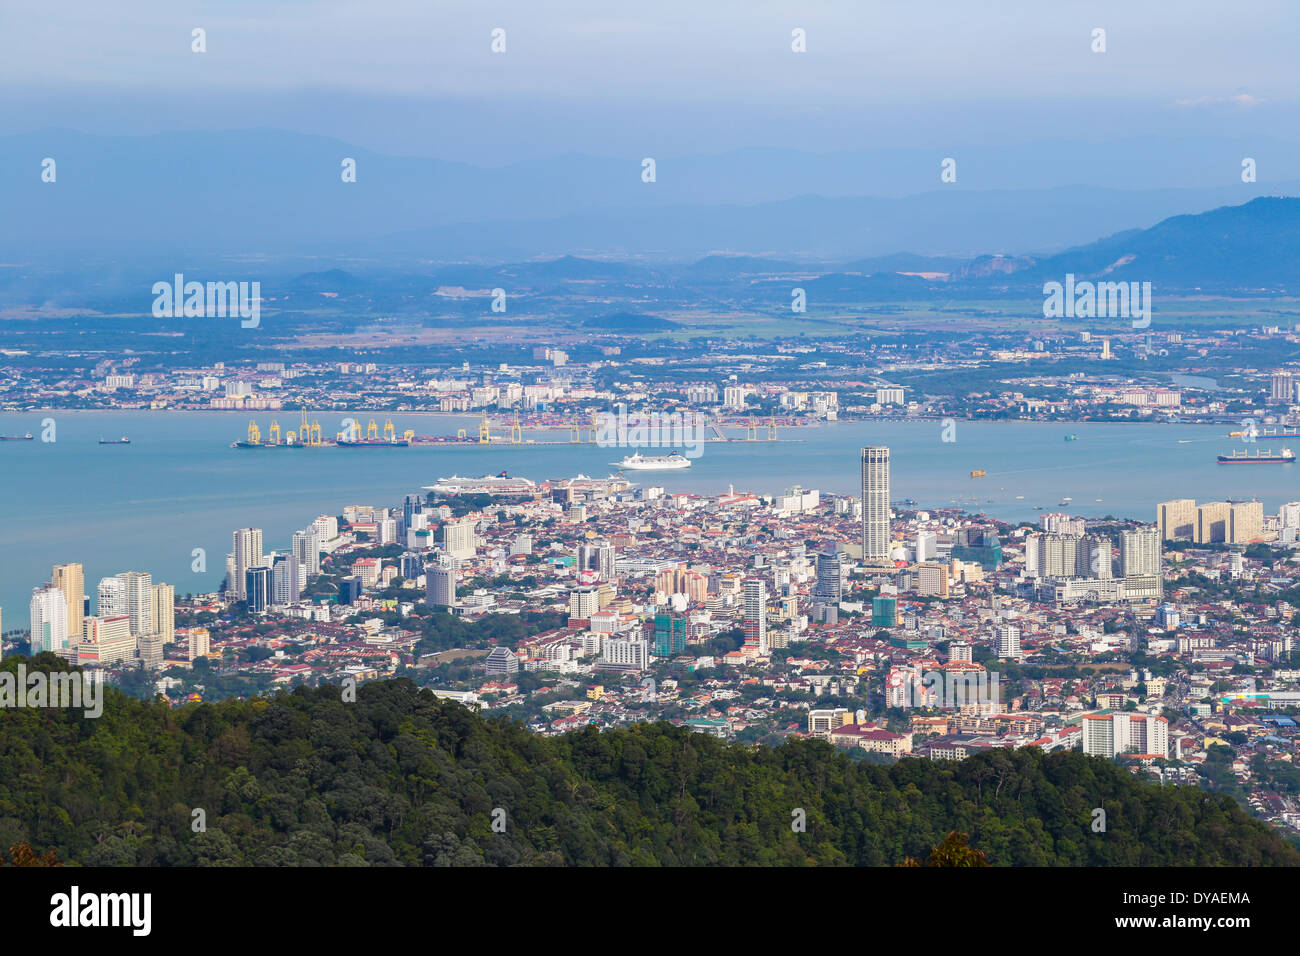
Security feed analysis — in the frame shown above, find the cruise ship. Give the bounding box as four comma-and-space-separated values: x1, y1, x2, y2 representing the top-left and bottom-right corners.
614, 451, 692, 471
424, 472, 538, 495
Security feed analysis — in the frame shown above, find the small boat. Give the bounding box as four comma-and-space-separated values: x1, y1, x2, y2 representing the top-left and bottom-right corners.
98, 436, 130, 445
1064, 434, 1079, 442
970, 469, 986, 478
1015, 495, 1025, 499
0, 433, 34, 441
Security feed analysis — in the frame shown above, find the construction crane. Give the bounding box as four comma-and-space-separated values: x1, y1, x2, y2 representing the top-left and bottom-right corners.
511, 410, 523, 444
366, 418, 380, 441
479, 410, 491, 444
268, 420, 281, 445
746, 414, 758, 441
767, 417, 777, 441
403, 428, 415, 442
382, 418, 396, 443
247, 420, 261, 445
569, 415, 582, 443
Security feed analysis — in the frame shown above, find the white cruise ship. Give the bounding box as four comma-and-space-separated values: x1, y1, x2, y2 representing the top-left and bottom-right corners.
424, 472, 538, 495
614, 451, 692, 471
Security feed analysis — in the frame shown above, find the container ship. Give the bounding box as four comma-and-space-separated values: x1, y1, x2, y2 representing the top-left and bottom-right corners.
614, 451, 692, 470
1218, 447, 1295, 464
98, 436, 131, 445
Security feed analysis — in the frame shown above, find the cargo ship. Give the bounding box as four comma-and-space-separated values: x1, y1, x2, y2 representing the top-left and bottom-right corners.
0, 433, 34, 441
98, 436, 131, 445
337, 437, 409, 448
1218, 447, 1295, 464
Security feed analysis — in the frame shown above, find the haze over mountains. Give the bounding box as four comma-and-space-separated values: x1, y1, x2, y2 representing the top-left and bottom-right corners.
1, 128, 1295, 262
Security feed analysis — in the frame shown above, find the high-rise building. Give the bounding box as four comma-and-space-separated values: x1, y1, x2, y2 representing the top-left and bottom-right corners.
743, 578, 768, 654
30, 585, 68, 654
861, 446, 891, 562
871, 596, 897, 627
271, 555, 301, 606
577, 542, 617, 581
442, 518, 476, 560
233, 528, 264, 601
51, 563, 84, 644
1157, 498, 1196, 541
914, 530, 937, 562
653, 613, 687, 658
427, 564, 457, 608
1229, 501, 1263, 544
97, 576, 127, 618
994, 625, 1021, 659
814, 550, 843, 605
1119, 527, 1162, 577
292, 529, 321, 579
117, 571, 153, 636
1271, 370, 1295, 404
150, 582, 175, 643
569, 586, 599, 620
246, 566, 273, 613
1082, 713, 1168, 758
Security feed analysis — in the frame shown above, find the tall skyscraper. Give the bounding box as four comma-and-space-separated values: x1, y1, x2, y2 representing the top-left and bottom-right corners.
233, 528, 264, 601
861, 446, 891, 562
30, 585, 68, 654
442, 517, 476, 560
51, 563, 84, 643
1157, 498, 1196, 541
150, 582, 175, 643
743, 578, 768, 654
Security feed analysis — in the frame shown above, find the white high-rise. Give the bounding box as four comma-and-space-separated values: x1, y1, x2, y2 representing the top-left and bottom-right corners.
233, 528, 264, 601
30, 585, 69, 654
1120, 527, 1162, 577
97, 576, 127, 618
744, 578, 768, 654
861, 446, 891, 562
151, 582, 175, 643
427, 564, 456, 608
442, 518, 476, 560
292, 529, 321, 578
118, 571, 153, 636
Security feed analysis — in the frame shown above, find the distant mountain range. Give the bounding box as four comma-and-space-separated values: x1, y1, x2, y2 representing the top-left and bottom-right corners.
0, 128, 1295, 265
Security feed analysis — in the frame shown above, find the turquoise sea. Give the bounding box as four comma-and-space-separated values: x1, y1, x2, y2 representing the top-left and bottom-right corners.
0, 411, 1292, 629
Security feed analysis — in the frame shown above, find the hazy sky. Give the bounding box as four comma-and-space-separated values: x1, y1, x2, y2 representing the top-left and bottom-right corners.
1, 0, 1295, 161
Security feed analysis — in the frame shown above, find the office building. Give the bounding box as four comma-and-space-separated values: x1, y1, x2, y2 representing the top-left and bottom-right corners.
814, 550, 842, 605
871, 596, 897, 627
427, 564, 457, 609
861, 446, 891, 563
569, 585, 599, 620
246, 566, 273, 613
338, 576, 362, 605
484, 645, 519, 676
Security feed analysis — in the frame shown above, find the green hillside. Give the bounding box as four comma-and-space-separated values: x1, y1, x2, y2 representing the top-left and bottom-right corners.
1, 656, 1294, 866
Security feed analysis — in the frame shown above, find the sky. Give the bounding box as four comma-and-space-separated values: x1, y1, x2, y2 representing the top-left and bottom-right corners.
1, 0, 1295, 162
